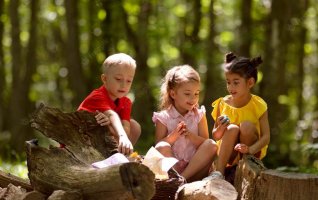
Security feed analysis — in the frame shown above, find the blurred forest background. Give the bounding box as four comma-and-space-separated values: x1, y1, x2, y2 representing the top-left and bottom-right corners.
0, 0, 318, 178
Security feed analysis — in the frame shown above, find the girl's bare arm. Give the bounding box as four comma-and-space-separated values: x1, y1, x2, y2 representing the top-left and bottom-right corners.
249, 111, 270, 155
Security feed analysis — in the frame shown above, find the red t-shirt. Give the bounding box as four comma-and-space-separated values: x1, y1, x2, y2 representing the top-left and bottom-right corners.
78, 86, 132, 121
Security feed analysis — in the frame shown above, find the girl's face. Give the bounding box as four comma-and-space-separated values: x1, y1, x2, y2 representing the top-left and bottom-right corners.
101, 64, 135, 100
170, 81, 200, 115
225, 72, 254, 100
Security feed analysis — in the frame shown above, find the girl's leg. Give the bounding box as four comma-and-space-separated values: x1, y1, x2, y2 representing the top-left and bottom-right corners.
239, 121, 258, 146
215, 124, 240, 175
129, 119, 141, 145
181, 139, 217, 181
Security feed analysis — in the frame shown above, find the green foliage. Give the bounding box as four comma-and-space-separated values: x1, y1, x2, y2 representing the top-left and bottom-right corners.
0, 158, 28, 179
1, 0, 318, 174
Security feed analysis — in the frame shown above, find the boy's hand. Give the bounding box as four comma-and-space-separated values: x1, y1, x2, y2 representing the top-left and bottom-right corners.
118, 135, 133, 155
95, 111, 110, 126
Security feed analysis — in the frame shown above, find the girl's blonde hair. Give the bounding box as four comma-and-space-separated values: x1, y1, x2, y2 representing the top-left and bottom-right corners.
102, 53, 136, 73
159, 65, 200, 110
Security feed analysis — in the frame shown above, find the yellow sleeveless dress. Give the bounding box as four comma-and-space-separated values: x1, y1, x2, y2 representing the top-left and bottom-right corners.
211, 94, 268, 161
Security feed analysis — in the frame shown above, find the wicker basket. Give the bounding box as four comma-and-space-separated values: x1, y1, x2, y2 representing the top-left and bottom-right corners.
151, 168, 186, 200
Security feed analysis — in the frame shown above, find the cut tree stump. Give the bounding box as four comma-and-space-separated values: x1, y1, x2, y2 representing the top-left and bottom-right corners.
25, 104, 155, 200
235, 155, 318, 200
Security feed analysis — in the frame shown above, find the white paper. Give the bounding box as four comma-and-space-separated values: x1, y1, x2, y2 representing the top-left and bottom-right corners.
91, 153, 129, 168
141, 147, 178, 180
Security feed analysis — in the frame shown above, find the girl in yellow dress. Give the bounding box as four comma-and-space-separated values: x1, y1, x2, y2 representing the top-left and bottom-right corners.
204, 52, 270, 180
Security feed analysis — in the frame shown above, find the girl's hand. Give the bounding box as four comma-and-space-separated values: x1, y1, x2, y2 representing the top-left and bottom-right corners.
171, 121, 187, 138
217, 115, 230, 131
95, 111, 110, 126
234, 143, 249, 154
212, 115, 230, 140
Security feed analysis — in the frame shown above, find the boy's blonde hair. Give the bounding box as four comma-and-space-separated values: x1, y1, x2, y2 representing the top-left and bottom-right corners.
102, 53, 136, 73
159, 65, 200, 110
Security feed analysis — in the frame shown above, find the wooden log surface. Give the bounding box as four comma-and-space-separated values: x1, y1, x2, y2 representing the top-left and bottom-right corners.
26, 137, 155, 200
255, 169, 318, 200
234, 155, 266, 199
176, 179, 237, 200
234, 155, 318, 200
0, 170, 33, 192
26, 104, 156, 200
0, 183, 27, 200
29, 104, 118, 164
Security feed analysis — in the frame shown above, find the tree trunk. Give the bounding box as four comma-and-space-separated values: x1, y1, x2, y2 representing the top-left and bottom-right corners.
27, 104, 155, 199
202, 0, 225, 133
259, 0, 294, 166
0, 0, 5, 132
237, 0, 252, 56
7, 0, 39, 154
179, 0, 201, 68
65, 0, 87, 106
8, 0, 26, 153
121, 0, 156, 134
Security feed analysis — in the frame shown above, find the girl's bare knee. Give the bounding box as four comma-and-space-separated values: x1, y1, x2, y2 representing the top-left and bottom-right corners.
240, 121, 257, 137
225, 124, 240, 137
202, 139, 218, 155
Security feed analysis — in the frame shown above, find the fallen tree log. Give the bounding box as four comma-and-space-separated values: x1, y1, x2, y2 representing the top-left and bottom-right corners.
0, 170, 33, 191
26, 104, 155, 200
235, 155, 318, 200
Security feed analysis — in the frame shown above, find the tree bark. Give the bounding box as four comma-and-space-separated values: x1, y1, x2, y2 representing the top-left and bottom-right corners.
176, 179, 237, 200
65, 0, 87, 106
202, 0, 225, 133
27, 104, 155, 199
235, 155, 318, 200
0, 170, 32, 191
121, 0, 156, 134
179, 0, 201, 68
0, 0, 5, 132
237, 0, 252, 56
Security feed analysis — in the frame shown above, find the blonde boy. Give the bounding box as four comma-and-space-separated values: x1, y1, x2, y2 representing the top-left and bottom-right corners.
78, 53, 141, 155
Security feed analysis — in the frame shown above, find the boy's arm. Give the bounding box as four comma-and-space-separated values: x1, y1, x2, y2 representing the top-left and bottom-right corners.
104, 110, 133, 155
121, 120, 131, 139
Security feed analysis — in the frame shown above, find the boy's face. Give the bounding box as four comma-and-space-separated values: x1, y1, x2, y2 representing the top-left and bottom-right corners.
101, 64, 135, 100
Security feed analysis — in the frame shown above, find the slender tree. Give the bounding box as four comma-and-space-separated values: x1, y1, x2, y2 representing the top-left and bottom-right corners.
202, 0, 225, 132
0, 0, 5, 132
237, 0, 252, 56
86, 0, 100, 91
8, 0, 39, 153
65, 0, 87, 106
260, 0, 295, 166
179, 0, 202, 68
100, 0, 115, 56
121, 0, 156, 134
295, 0, 308, 120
